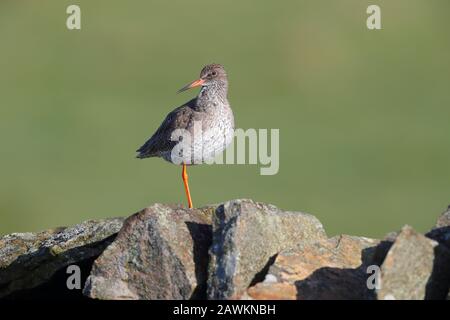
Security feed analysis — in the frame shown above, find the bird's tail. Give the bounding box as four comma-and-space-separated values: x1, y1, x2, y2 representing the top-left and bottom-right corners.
136, 149, 151, 159
136, 143, 155, 159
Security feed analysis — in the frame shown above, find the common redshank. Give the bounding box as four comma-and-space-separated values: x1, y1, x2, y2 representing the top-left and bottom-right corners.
136, 64, 234, 208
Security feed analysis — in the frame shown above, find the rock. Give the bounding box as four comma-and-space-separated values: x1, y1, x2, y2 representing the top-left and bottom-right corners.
2, 199, 449, 300
207, 199, 327, 300
426, 205, 450, 249
369, 232, 397, 267
243, 235, 380, 300
0, 218, 124, 298
377, 225, 450, 300
435, 205, 450, 228
244, 282, 297, 300
83, 203, 214, 300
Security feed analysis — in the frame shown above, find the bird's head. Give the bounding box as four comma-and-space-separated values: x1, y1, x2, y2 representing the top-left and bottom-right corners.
178, 64, 227, 93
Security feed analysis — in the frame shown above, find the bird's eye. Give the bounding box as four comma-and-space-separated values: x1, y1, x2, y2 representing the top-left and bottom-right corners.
211, 71, 217, 76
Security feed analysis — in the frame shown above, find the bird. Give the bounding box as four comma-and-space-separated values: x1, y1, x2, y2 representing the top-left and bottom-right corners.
136, 64, 235, 208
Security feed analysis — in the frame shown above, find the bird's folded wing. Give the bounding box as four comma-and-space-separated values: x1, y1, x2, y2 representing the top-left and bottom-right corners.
136, 102, 196, 158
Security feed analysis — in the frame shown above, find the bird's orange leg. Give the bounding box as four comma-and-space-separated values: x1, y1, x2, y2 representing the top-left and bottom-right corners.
182, 163, 193, 208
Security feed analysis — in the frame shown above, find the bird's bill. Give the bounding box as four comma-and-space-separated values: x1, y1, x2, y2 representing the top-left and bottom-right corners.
177, 79, 205, 93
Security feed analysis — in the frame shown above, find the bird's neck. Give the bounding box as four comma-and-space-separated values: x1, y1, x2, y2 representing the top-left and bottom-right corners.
196, 82, 228, 109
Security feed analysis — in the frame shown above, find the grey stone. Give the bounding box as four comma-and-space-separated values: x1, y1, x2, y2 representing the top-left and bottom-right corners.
377, 225, 450, 300
435, 205, 450, 228
426, 205, 450, 249
3, 200, 449, 301
207, 199, 327, 300
83, 203, 214, 300
0, 218, 124, 298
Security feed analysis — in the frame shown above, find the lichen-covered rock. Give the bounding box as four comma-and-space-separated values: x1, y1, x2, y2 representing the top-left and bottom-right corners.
377, 225, 450, 300
83, 204, 214, 300
207, 199, 327, 300
2, 200, 449, 300
0, 218, 124, 298
243, 235, 380, 300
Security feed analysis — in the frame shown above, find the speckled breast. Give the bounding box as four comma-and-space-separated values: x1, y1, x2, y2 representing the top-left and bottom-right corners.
163, 105, 234, 165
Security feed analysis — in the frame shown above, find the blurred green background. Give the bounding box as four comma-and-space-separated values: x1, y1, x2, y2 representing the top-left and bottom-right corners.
1, 0, 449, 237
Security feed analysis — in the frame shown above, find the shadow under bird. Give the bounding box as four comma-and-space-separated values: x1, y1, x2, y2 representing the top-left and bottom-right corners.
136, 64, 235, 208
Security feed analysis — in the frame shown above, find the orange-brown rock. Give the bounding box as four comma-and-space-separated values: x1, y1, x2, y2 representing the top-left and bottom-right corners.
207, 199, 327, 300
245, 235, 380, 300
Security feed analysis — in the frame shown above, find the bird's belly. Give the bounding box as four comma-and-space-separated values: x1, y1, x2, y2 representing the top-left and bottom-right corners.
191, 121, 234, 164
202, 127, 234, 159
163, 118, 234, 165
